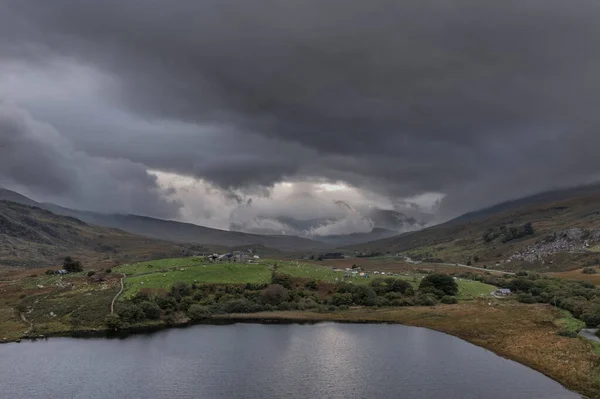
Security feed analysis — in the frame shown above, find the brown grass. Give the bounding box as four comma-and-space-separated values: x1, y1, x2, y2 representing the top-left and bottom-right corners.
550, 269, 600, 286
217, 301, 600, 398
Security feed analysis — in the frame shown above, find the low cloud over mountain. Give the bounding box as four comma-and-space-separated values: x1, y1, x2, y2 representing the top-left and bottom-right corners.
2, 0, 600, 231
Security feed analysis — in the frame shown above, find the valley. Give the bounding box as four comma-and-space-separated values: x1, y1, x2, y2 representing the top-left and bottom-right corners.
3, 185, 600, 397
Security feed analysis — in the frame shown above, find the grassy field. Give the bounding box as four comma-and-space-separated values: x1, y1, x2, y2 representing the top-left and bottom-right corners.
117, 257, 495, 300
456, 279, 496, 297
117, 257, 208, 275
122, 263, 272, 298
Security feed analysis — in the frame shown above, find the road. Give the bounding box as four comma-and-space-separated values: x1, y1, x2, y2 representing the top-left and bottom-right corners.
579, 328, 600, 343
403, 257, 515, 275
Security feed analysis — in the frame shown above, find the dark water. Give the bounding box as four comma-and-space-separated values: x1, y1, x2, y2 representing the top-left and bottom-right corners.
0, 323, 579, 399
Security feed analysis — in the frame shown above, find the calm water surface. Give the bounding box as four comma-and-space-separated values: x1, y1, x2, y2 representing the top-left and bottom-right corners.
0, 323, 580, 399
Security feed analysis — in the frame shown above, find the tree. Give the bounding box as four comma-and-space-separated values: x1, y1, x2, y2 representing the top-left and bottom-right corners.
351, 285, 378, 306
384, 278, 412, 294
524, 222, 535, 236
441, 295, 458, 304
260, 284, 289, 305
271, 272, 293, 289
187, 304, 211, 321
171, 281, 192, 298
139, 301, 161, 319
104, 313, 121, 330
117, 303, 145, 323
419, 274, 458, 297
63, 256, 83, 273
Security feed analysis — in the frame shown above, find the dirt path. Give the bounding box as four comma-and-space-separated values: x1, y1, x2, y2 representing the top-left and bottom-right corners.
404, 256, 515, 275
111, 276, 125, 314
20, 308, 33, 333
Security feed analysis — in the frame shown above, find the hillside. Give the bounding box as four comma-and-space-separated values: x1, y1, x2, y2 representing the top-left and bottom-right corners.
315, 228, 398, 246
0, 189, 326, 252
0, 200, 192, 269
346, 187, 600, 272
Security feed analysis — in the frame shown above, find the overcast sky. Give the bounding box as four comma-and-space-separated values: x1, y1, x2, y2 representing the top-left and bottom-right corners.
1, 0, 600, 235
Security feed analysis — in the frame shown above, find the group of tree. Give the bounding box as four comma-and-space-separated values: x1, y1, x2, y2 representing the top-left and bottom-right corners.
457, 270, 600, 330
483, 222, 535, 243
107, 271, 461, 329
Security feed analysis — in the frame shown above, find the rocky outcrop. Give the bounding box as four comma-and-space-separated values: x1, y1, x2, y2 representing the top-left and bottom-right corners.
509, 228, 600, 263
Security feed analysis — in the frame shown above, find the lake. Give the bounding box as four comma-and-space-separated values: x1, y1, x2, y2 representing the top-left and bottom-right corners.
0, 323, 579, 399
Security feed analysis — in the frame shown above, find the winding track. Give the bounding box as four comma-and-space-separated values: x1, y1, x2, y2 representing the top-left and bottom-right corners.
403, 257, 515, 275
111, 276, 125, 314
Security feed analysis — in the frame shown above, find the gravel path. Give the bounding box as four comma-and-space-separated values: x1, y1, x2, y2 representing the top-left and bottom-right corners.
110, 276, 125, 314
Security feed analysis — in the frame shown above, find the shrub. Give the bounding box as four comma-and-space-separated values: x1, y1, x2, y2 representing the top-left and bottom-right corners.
117, 303, 145, 323
177, 297, 195, 312
260, 284, 289, 305
63, 256, 83, 273
517, 293, 536, 304
139, 301, 161, 319
171, 281, 192, 298
105, 268, 112, 274
331, 293, 353, 306
188, 304, 212, 321
419, 274, 458, 297
441, 295, 458, 304
164, 313, 177, 326
328, 305, 337, 312
416, 293, 438, 306
271, 273, 293, 289
582, 267, 597, 275
351, 285, 378, 306
104, 313, 121, 330
221, 299, 256, 314
45, 269, 54, 275
155, 296, 178, 311
305, 279, 318, 290
87, 271, 96, 277
557, 330, 578, 338
385, 278, 412, 294
580, 309, 600, 328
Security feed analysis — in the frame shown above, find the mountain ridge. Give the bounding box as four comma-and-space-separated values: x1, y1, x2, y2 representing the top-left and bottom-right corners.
0, 188, 326, 251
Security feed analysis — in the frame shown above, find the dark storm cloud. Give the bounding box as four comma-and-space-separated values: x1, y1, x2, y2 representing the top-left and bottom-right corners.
2, 0, 600, 218
0, 102, 181, 218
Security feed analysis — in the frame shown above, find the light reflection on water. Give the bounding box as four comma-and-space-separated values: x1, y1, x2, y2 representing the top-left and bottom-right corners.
0, 323, 580, 399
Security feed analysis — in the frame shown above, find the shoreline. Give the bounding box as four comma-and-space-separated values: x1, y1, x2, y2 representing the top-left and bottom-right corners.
3, 303, 598, 398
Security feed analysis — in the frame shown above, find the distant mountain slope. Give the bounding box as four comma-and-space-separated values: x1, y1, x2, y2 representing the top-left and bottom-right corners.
0, 200, 189, 269
0, 188, 326, 252
451, 184, 600, 224
346, 187, 600, 271
315, 228, 398, 247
